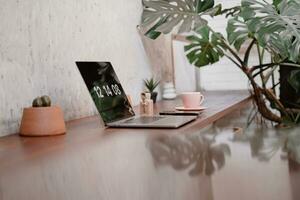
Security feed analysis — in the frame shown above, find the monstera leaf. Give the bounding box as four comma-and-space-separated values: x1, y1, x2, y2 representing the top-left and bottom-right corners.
184, 25, 225, 67
273, 0, 283, 9
141, 0, 222, 39
227, 16, 250, 51
241, 0, 300, 63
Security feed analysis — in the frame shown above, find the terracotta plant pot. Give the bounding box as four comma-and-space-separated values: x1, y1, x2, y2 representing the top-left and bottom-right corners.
19, 106, 66, 136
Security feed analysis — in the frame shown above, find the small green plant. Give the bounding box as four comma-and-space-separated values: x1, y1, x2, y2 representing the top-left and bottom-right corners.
144, 77, 160, 93
32, 95, 52, 107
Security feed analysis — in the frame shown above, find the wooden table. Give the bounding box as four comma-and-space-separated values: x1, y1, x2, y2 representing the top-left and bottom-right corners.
1, 90, 299, 200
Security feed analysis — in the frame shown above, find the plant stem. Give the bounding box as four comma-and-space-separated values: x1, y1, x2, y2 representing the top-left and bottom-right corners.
262, 88, 291, 119
250, 61, 300, 72
280, 62, 300, 68
248, 79, 282, 123
252, 65, 272, 78
208, 26, 287, 124
271, 57, 277, 96
256, 44, 266, 88
224, 53, 243, 68
250, 63, 277, 72
272, 82, 280, 89
208, 26, 244, 67
222, 41, 244, 67
243, 39, 256, 67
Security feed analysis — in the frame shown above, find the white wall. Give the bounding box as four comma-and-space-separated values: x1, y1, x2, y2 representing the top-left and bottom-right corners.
198, 0, 249, 91
0, 0, 152, 136
173, 40, 197, 93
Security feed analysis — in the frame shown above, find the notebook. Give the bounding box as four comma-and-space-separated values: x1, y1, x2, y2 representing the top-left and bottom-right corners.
76, 61, 196, 128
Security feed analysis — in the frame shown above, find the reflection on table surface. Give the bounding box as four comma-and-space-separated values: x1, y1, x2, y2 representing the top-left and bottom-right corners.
147, 107, 300, 200
148, 129, 231, 176
0, 106, 300, 200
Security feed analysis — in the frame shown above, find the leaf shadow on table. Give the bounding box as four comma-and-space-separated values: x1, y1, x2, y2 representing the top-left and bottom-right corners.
147, 127, 231, 176
210, 106, 300, 165
147, 107, 300, 177
232, 125, 300, 164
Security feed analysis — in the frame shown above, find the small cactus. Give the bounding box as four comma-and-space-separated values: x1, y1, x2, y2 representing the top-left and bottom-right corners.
32, 95, 52, 107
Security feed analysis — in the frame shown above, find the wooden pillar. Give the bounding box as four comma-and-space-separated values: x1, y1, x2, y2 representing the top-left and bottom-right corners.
137, 26, 174, 84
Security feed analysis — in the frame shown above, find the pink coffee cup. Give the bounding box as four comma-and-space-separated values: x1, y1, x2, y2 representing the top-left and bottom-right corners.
181, 92, 204, 108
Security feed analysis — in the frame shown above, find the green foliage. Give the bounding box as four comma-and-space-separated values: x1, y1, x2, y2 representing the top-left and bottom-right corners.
241, 0, 300, 63
227, 16, 250, 51
32, 95, 51, 107
196, 0, 214, 13
139, 0, 300, 124
185, 25, 225, 67
140, 0, 300, 64
144, 17, 167, 39
273, 0, 283, 10
219, 6, 241, 18
141, 0, 222, 39
288, 70, 300, 93
144, 77, 160, 92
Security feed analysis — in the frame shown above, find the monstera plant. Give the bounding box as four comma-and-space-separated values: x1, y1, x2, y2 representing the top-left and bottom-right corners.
140, 0, 300, 125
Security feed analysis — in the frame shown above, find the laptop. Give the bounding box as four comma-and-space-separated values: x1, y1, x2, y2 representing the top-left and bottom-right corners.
76, 61, 196, 128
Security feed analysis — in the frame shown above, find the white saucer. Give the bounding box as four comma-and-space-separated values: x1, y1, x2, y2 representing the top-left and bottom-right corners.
175, 106, 207, 111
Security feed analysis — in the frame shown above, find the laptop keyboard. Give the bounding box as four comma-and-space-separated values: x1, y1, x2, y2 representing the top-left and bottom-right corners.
123, 116, 164, 124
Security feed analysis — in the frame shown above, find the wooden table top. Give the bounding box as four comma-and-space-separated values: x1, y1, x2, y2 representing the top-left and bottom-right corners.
1, 90, 299, 200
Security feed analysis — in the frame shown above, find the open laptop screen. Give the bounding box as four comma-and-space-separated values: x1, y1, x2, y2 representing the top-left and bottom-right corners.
76, 62, 135, 123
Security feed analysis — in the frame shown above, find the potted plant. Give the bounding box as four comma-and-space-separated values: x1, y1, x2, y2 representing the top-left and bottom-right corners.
139, 0, 300, 125
144, 77, 160, 103
280, 66, 300, 108
19, 95, 66, 136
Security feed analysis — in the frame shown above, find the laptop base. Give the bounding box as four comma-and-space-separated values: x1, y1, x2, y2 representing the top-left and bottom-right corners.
107, 115, 197, 129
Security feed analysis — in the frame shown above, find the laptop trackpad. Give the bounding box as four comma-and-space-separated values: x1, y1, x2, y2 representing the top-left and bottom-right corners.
123, 116, 164, 124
